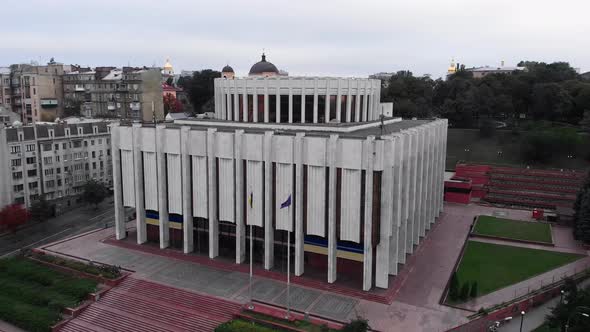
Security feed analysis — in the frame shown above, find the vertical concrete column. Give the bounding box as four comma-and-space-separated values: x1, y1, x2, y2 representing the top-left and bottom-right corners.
264, 79, 269, 123
226, 87, 232, 121
263, 131, 274, 270
300, 83, 306, 124
324, 80, 330, 123
336, 79, 342, 122
220, 82, 226, 120
398, 131, 410, 264
233, 80, 240, 121
253, 85, 259, 123
437, 122, 444, 216
242, 80, 248, 122
345, 80, 352, 123
327, 134, 338, 284
428, 125, 436, 226
132, 124, 146, 244
294, 133, 305, 276
418, 128, 427, 238
156, 125, 169, 249
214, 83, 220, 119
112, 125, 126, 240
441, 120, 448, 213
355, 81, 361, 122
362, 136, 375, 291
407, 130, 417, 253
235, 130, 245, 263
376, 137, 393, 288
288, 83, 293, 124
374, 82, 381, 120
362, 81, 369, 122
276, 84, 281, 123
180, 126, 194, 253
389, 134, 403, 275
313, 79, 319, 123
207, 129, 218, 258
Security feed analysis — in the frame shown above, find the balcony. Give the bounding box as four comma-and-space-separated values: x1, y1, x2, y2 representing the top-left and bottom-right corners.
107, 103, 116, 111
75, 85, 85, 92
40, 98, 58, 108
130, 102, 141, 111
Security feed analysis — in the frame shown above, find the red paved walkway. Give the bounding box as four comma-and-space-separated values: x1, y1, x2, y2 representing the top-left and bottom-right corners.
58, 277, 241, 332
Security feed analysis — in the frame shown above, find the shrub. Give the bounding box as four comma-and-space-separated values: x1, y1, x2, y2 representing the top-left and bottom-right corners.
342, 317, 370, 332
470, 281, 478, 298
448, 272, 460, 301
215, 319, 277, 332
460, 283, 471, 301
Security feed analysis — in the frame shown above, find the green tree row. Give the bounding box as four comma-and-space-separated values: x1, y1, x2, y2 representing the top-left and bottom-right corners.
573, 172, 590, 243
380, 62, 590, 129
448, 272, 478, 302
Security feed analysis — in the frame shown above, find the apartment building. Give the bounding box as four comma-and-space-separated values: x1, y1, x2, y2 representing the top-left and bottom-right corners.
0, 67, 12, 112
63, 67, 164, 122
9, 62, 72, 124
0, 120, 113, 213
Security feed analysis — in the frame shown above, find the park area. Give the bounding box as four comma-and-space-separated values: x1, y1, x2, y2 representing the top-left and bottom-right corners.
449, 241, 582, 302
0, 257, 98, 332
473, 216, 553, 244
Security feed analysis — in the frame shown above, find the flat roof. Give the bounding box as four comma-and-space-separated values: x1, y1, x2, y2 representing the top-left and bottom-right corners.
130, 118, 435, 139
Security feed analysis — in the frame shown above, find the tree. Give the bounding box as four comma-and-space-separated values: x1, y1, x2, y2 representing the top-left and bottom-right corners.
469, 281, 478, 298
574, 175, 590, 242
545, 278, 590, 332
448, 272, 460, 301
459, 282, 471, 301
81, 179, 109, 209
63, 99, 82, 117
0, 204, 29, 233
531, 83, 573, 120
177, 70, 221, 114
165, 77, 174, 86
163, 93, 183, 115
342, 317, 370, 332
29, 196, 54, 222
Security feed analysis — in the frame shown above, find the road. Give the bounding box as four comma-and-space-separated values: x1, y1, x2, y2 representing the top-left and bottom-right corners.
499, 279, 590, 332
0, 198, 117, 256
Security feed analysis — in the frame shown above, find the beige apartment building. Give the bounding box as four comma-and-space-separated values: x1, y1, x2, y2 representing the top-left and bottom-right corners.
63, 67, 164, 122
9, 62, 71, 124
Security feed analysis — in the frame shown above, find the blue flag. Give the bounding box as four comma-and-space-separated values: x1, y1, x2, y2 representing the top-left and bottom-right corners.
280, 194, 292, 209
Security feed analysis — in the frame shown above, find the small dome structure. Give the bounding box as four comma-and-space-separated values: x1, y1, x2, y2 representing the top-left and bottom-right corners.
249, 53, 279, 76
222, 65, 234, 73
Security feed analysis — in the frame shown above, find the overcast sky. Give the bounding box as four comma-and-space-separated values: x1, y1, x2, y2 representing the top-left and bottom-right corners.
1, 0, 589, 78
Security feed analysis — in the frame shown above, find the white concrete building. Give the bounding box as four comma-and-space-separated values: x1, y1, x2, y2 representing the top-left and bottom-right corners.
111, 75, 447, 291
0, 120, 113, 213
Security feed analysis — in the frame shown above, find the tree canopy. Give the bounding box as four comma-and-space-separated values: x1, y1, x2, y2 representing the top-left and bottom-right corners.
379, 62, 589, 127
81, 179, 109, 209
29, 196, 54, 222
0, 204, 29, 233
177, 70, 221, 114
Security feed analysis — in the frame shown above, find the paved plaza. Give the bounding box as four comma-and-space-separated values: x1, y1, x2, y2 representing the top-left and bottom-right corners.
41, 202, 589, 331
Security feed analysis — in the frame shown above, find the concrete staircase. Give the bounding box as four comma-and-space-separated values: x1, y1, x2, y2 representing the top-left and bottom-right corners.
58, 277, 241, 332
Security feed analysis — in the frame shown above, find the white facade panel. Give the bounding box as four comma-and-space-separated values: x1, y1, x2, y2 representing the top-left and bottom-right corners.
246, 160, 263, 227
275, 163, 293, 231
166, 154, 182, 214
340, 168, 361, 242
143, 152, 158, 211
218, 158, 235, 222
191, 156, 208, 218
121, 149, 135, 207
306, 165, 325, 237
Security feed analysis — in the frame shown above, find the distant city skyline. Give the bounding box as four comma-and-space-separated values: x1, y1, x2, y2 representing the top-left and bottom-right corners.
1, 0, 588, 79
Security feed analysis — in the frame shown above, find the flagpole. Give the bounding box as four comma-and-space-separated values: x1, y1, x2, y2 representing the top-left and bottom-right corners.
286, 225, 291, 319
248, 223, 254, 310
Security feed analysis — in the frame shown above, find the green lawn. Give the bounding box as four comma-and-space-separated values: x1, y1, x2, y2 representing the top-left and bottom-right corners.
0, 257, 97, 332
454, 241, 583, 298
473, 215, 553, 243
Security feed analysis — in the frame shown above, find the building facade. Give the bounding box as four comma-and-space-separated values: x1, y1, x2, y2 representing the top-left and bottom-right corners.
111, 74, 447, 291
0, 67, 12, 112
214, 77, 382, 123
9, 62, 71, 124
0, 121, 113, 212
63, 67, 164, 122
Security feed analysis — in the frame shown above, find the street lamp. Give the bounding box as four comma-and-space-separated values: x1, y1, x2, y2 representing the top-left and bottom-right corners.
565, 307, 590, 332
560, 290, 565, 303
519, 311, 525, 332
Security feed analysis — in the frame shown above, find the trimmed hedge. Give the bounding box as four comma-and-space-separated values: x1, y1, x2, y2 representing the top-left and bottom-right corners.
32, 253, 122, 279
0, 257, 98, 332
215, 319, 281, 332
